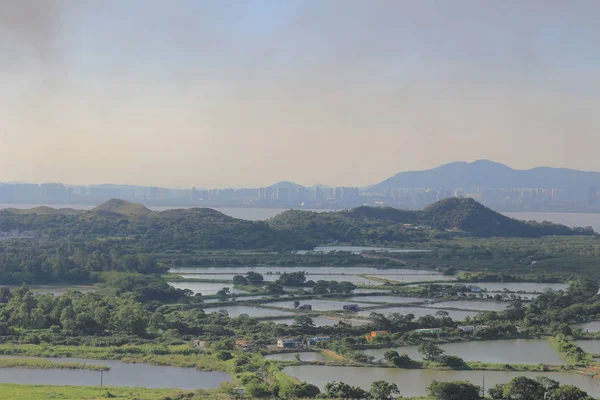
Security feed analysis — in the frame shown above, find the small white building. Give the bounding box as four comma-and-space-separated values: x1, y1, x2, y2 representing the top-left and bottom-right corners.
414, 328, 442, 334
458, 325, 489, 333
277, 338, 298, 348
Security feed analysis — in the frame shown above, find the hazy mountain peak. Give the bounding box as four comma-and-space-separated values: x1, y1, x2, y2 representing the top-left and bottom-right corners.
368, 160, 600, 192
268, 181, 305, 190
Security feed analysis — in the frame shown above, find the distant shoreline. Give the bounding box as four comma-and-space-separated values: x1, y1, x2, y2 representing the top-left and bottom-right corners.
1, 202, 600, 215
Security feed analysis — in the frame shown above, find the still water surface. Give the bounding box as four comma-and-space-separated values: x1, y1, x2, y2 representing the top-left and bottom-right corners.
170, 265, 434, 275
273, 317, 370, 327
203, 305, 296, 318
439, 282, 569, 293
297, 246, 429, 254
266, 352, 331, 362
340, 296, 425, 304
283, 366, 600, 397
572, 321, 600, 332
0, 356, 231, 389
574, 340, 600, 354
428, 300, 508, 311
357, 306, 478, 321
363, 339, 565, 365
267, 299, 376, 311
505, 212, 600, 232
167, 282, 248, 295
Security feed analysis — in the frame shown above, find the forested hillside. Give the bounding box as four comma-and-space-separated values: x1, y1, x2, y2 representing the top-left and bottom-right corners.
0, 198, 594, 284
271, 198, 594, 240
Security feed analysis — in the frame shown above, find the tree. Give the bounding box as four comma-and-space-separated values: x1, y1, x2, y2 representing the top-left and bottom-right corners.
383, 350, 400, 364
323, 382, 369, 400
437, 355, 467, 368
338, 281, 357, 294
369, 381, 400, 400
427, 380, 481, 400
548, 385, 594, 400
418, 342, 445, 361
293, 300, 300, 309
293, 315, 315, 329
233, 275, 248, 285
265, 283, 284, 295
149, 311, 166, 332
245, 271, 264, 284
500, 377, 545, 400
277, 272, 306, 286
279, 382, 320, 399
245, 381, 271, 398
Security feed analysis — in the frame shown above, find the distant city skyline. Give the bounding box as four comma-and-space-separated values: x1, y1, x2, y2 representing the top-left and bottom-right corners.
1, 1, 600, 187
3, 158, 600, 190
2, 160, 600, 215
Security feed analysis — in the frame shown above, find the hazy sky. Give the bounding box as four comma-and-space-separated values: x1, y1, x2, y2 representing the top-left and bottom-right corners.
1, 0, 599, 188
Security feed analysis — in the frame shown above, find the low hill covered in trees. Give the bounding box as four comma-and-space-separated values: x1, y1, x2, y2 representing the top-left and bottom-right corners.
0, 198, 594, 284
270, 197, 594, 241
1, 198, 593, 248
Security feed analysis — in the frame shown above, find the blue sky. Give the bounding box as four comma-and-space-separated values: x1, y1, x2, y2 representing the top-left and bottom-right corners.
0, 0, 599, 188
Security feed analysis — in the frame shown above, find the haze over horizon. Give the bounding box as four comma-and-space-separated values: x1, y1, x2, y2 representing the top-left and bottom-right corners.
1, 1, 599, 188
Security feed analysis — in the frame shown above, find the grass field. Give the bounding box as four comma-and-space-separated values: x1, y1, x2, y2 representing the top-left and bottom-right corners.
0, 357, 109, 371
0, 384, 201, 400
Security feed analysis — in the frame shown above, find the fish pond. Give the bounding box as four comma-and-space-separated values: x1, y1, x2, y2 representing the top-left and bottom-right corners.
0, 356, 231, 389
363, 339, 565, 365
428, 300, 508, 312
357, 306, 478, 321
283, 366, 600, 397
203, 305, 296, 318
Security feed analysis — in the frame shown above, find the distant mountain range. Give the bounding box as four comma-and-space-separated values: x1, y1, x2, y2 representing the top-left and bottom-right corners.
367, 160, 600, 192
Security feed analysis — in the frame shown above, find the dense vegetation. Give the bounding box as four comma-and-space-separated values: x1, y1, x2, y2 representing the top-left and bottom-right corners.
0, 197, 592, 285
272, 198, 594, 241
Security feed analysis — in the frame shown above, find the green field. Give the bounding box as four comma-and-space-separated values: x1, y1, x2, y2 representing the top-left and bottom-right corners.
0, 384, 202, 400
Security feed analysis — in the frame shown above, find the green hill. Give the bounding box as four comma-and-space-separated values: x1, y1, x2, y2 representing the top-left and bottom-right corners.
0, 198, 594, 285
90, 199, 151, 216
270, 198, 594, 240
4, 206, 84, 216
0, 198, 593, 253
416, 197, 592, 237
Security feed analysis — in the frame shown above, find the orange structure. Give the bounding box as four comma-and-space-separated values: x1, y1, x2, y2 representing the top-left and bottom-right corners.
366, 331, 388, 341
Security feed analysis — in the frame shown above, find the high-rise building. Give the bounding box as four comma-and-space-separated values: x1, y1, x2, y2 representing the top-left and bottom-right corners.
277, 188, 291, 201
296, 186, 309, 201
315, 187, 325, 203
334, 187, 343, 201
588, 186, 598, 207
258, 187, 268, 201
